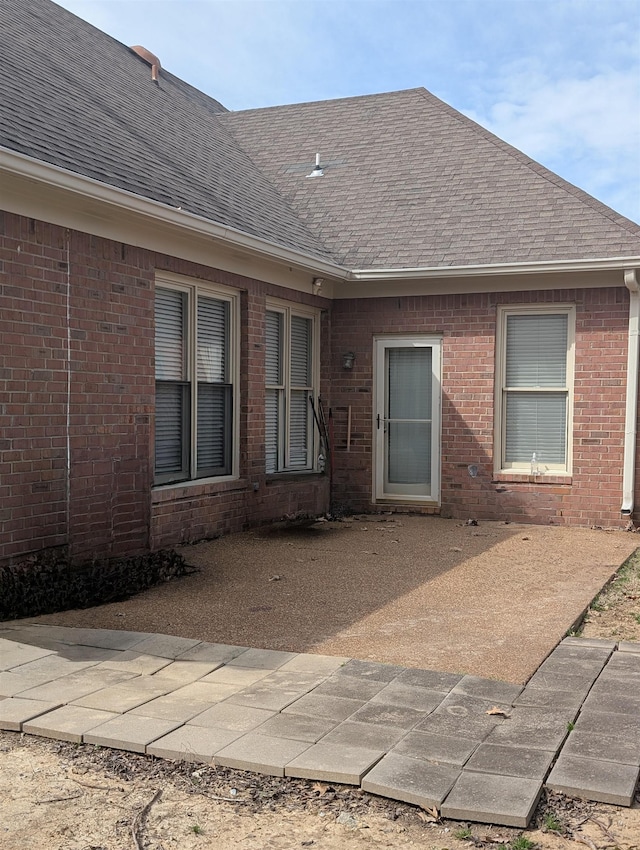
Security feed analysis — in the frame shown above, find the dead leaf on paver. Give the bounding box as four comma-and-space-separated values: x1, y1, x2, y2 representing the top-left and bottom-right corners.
486, 707, 510, 717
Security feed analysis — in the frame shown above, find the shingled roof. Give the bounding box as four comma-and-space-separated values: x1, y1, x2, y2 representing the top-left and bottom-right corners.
0, 0, 331, 262
220, 89, 640, 269
1, 0, 639, 272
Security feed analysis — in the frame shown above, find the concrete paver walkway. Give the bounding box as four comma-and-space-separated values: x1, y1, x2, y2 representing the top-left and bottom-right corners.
1, 623, 639, 828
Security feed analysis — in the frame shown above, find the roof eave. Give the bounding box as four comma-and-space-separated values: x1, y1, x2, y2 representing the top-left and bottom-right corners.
0, 146, 350, 280
349, 258, 640, 281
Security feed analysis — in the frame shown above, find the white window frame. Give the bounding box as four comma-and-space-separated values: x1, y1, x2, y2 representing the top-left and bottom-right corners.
494, 304, 575, 476
154, 272, 239, 486
265, 299, 320, 474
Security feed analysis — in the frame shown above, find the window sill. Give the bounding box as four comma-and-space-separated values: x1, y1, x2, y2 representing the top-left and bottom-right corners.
266, 470, 325, 484
152, 476, 246, 502
492, 472, 573, 486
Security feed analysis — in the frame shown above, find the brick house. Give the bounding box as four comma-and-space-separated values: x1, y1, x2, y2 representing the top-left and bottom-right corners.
2, 0, 640, 565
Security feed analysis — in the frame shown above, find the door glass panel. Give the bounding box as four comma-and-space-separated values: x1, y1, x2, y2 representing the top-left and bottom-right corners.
388, 421, 432, 486
388, 348, 432, 420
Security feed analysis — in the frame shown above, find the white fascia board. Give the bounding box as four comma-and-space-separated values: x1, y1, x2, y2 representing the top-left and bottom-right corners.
350, 257, 640, 280
0, 146, 349, 280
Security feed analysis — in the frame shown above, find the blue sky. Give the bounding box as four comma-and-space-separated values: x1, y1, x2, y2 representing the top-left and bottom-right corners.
56, 0, 640, 223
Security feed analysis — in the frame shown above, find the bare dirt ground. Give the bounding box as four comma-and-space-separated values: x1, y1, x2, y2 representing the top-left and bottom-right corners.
3, 521, 640, 849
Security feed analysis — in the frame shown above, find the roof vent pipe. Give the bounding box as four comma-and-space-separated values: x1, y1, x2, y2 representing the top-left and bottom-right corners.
307, 153, 324, 177
130, 45, 161, 82
621, 268, 640, 517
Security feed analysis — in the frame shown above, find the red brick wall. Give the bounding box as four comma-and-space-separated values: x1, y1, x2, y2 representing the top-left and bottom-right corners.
0, 212, 329, 564
330, 288, 633, 528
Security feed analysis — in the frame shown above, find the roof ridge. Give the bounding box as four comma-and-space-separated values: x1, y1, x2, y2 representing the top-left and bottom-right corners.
227, 87, 427, 116
414, 87, 640, 238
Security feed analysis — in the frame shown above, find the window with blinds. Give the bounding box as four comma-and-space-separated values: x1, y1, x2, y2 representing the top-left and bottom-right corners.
497, 307, 574, 473
265, 305, 316, 473
154, 283, 234, 485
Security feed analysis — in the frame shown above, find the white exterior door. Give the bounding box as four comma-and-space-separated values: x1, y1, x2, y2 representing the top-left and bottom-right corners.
374, 337, 441, 503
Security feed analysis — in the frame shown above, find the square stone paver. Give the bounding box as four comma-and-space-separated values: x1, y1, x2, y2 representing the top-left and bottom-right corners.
188, 702, 277, 732
282, 692, 364, 721
23, 705, 119, 742
227, 649, 298, 670
370, 682, 444, 713
163, 681, 242, 704
256, 712, 338, 743
99, 651, 173, 676
513, 687, 585, 713
335, 659, 403, 683
312, 674, 387, 701
147, 660, 223, 684
362, 752, 459, 809
0, 671, 65, 697
560, 730, 640, 765
200, 667, 272, 688
147, 725, 242, 763
574, 710, 640, 744
128, 694, 219, 723
464, 743, 555, 780
452, 676, 523, 704
175, 642, 248, 663
286, 741, 384, 784
391, 730, 479, 767
73, 679, 173, 713
0, 698, 61, 730
348, 702, 427, 730
547, 754, 640, 806
606, 653, 640, 673
618, 641, 640, 654
582, 690, 640, 717
62, 628, 149, 651
395, 669, 463, 693
526, 670, 598, 695
277, 654, 350, 676
441, 771, 542, 827
123, 634, 202, 659
16, 668, 135, 703
225, 676, 316, 712
0, 642, 55, 671
214, 732, 311, 777
84, 714, 182, 752
321, 720, 407, 750
485, 707, 572, 751
560, 637, 617, 650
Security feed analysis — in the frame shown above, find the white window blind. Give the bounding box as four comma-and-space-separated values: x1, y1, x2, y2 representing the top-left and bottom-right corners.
265, 307, 316, 473
155, 284, 233, 484
503, 312, 570, 467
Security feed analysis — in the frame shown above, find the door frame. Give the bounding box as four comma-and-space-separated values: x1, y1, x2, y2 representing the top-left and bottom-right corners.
373, 335, 442, 505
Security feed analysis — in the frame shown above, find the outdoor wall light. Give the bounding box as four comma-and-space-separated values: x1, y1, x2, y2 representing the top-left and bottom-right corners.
342, 351, 356, 370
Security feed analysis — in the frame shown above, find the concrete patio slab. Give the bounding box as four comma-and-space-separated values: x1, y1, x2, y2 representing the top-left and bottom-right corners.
59, 628, 150, 651
391, 730, 479, 767
282, 692, 364, 721
84, 714, 182, 753
147, 725, 242, 763
200, 666, 274, 687
224, 678, 316, 712
128, 694, 220, 723
525, 669, 599, 694
573, 709, 640, 744
0, 641, 55, 670
124, 634, 202, 659
286, 741, 384, 784
255, 712, 339, 743
335, 659, 404, 683
547, 753, 640, 806
561, 637, 617, 650
362, 752, 460, 809
441, 772, 543, 827
146, 660, 224, 684
98, 651, 173, 676
312, 674, 387, 701
485, 707, 573, 751
227, 648, 298, 669
15, 668, 136, 703
560, 730, 640, 765
464, 743, 555, 780
513, 687, 585, 712
320, 719, 407, 750
72, 679, 173, 713
581, 690, 640, 716
0, 697, 61, 730
369, 682, 445, 712
0, 670, 68, 696
395, 668, 463, 692
618, 641, 640, 654
23, 705, 119, 742
188, 702, 277, 732
348, 701, 428, 729
277, 654, 350, 675
175, 641, 249, 663
451, 676, 523, 704
214, 731, 311, 777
